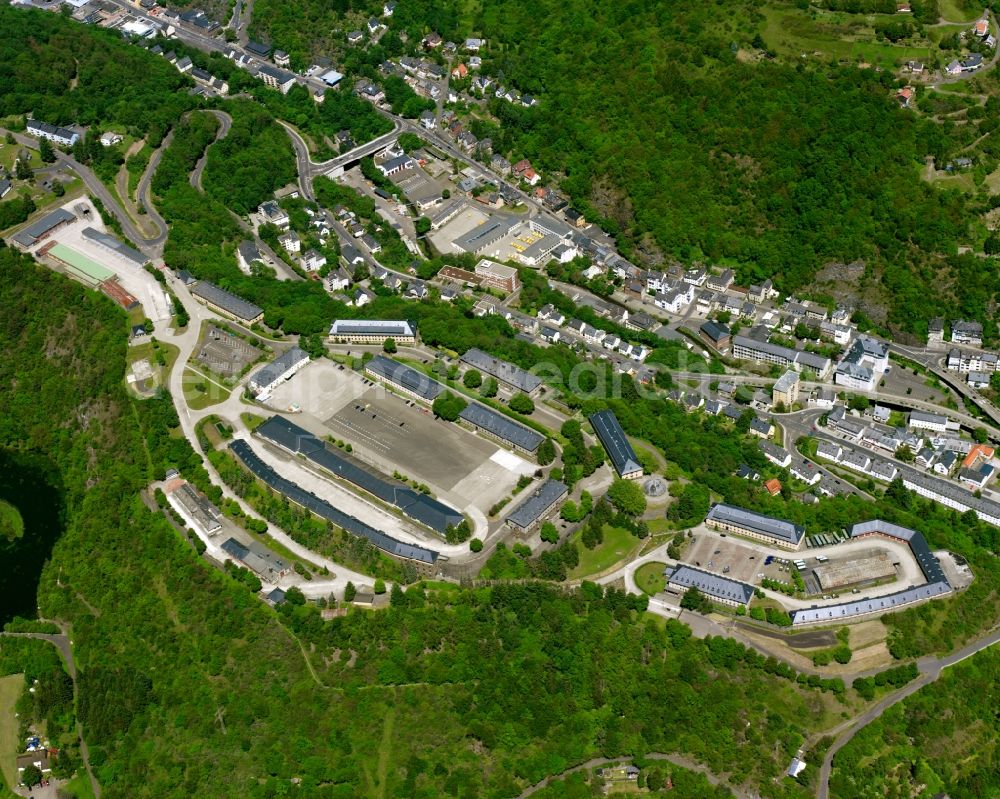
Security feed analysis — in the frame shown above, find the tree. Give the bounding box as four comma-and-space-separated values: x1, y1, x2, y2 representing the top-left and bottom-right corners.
21, 764, 42, 787
973, 427, 989, 444
15, 157, 32, 180
373, 578, 386, 594
344, 581, 357, 602
390, 583, 407, 607
463, 368, 482, 388
536, 438, 556, 466
539, 521, 559, 544
481, 377, 498, 398
469, 537, 483, 552
446, 519, 472, 544
38, 136, 55, 163
383, 337, 397, 353
509, 392, 535, 414
51, 180, 65, 197
680, 587, 710, 613
414, 216, 431, 236
432, 391, 467, 421
397, 132, 422, 152
606, 479, 647, 516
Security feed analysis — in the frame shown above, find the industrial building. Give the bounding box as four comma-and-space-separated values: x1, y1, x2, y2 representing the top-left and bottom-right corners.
506, 479, 568, 531
229, 440, 440, 570
364, 355, 444, 402
328, 319, 417, 344
248, 347, 310, 399
589, 410, 643, 479
220, 537, 291, 583
458, 402, 544, 454
460, 347, 542, 395
164, 476, 223, 535
190, 281, 265, 325
10, 207, 75, 249
813, 553, 896, 591
80, 227, 149, 267
255, 416, 464, 535
665, 564, 754, 608
704, 503, 805, 550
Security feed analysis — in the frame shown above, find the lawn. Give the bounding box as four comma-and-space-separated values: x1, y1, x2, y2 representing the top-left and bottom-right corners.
240, 412, 267, 430
126, 339, 180, 394
634, 561, 668, 595
567, 525, 642, 580
939, 0, 984, 22
61, 772, 97, 799
182, 366, 232, 410
0, 674, 23, 792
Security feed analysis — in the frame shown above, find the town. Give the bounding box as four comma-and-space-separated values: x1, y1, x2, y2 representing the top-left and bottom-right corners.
4, 0, 1000, 797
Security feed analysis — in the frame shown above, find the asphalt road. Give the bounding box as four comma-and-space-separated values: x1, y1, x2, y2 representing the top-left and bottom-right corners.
816, 625, 1000, 799
188, 109, 232, 192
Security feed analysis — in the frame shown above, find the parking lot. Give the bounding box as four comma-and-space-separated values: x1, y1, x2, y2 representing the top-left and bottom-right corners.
194, 325, 262, 379
267, 360, 531, 510
685, 533, 763, 584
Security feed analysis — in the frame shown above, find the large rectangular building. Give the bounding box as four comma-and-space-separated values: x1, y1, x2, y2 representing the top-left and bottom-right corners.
704, 503, 804, 550
27, 119, 79, 147
46, 243, 115, 286
80, 227, 149, 267
248, 346, 310, 398
506, 479, 568, 531
10, 208, 75, 249
190, 281, 265, 325
474, 259, 521, 292
364, 355, 444, 402
460, 347, 542, 395
458, 402, 544, 454
666, 564, 754, 608
589, 409, 643, 479
731, 335, 832, 379
329, 319, 417, 344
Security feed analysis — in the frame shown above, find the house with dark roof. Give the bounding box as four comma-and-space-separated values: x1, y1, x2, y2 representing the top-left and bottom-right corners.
460, 348, 542, 396
248, 347, 310, 398
190, 281, 264, 325
364, 355, 444, 402
458, 403, 544, 454
589, 410, 643, 479
506, 480, 568, 531
666, 564, 754, 607
705, 503, 804, 550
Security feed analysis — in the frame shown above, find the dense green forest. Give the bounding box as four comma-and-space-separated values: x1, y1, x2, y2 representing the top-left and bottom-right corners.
0, 6, 197, 146
829, 646, 1000, 798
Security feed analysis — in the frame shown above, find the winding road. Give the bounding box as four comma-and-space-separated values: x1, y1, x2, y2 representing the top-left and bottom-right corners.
189, 110, 232, 192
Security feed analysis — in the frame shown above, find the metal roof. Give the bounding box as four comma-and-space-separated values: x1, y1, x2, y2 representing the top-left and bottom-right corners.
506, 480, 568, 528
791, 581, 950, 625
365, 355, 443, 400
589, 410, 642, 477
190, 281, 263, 322
80, 227, 149, 266
667, 564, 754, 605
11, 207, 74, 247
256, 415, 463, 535
849, 519, 948, 585
459, 403, 544, 452
329, 319, 416, 337
229, 440, 439, 563
249, 347, 309, 392
460, 348, 541, 393
706, 503, 805, 546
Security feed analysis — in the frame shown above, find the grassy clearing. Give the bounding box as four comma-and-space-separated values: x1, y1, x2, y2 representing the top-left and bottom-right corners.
634, 561, 668, 595
61, 772, 97, 799
182, 366, 232, 410
0, 674, 23, 791
761, 6, 937, 65
939, 0, 984, 22
0, 500, 24, 541
240, 412, 267, 431
567, 525, 642, 580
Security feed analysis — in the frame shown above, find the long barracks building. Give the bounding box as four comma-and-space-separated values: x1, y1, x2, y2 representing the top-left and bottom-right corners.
704, 503, 805, 550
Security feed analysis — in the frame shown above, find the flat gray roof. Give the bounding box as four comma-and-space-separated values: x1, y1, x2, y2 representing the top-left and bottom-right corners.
667, 564, 754, 605
80, 226, 149, 266
706, 503, 805, 546
365, 355, 443, 400
460, 347, 541, 393
452, 216, 517, 253
330, 319, 416, 337
506, 479, 568, 528
791, 581, 950, 625
589, 410, 642, 477
459, 402, 544, 452
732, 334, 831, 373
190, 281, 263, 322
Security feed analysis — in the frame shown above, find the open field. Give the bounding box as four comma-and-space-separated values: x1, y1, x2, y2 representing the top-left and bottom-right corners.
568, 525, 641, 580
635, 561, 667, 595
0, 674, 22, 791
182, 366, 232, 410
761, 6, 940, 66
